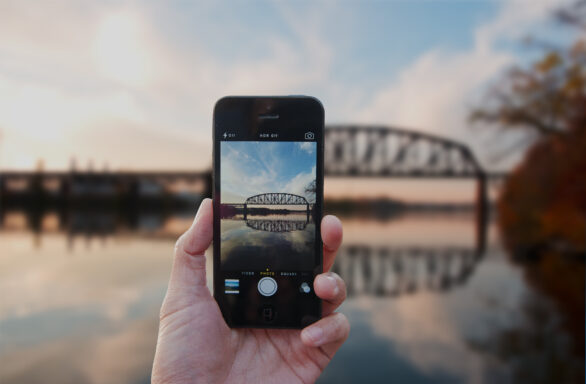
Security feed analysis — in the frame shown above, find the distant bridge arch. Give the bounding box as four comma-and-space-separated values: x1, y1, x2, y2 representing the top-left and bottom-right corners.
324, 125, 489, 252
324, 125, 483, 177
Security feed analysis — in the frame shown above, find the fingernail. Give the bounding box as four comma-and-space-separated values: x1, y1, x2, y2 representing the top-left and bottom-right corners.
325, 275, 339, 296
302, 326, 324, 345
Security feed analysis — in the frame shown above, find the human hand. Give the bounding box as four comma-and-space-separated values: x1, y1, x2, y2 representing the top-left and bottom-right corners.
152, 198, 349, 384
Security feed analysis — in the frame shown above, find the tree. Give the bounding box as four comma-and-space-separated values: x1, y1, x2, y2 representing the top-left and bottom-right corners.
471, 0, 586, 255
470, 1, 586, 366
304, 179, 316, 203
471, 29, 585, 138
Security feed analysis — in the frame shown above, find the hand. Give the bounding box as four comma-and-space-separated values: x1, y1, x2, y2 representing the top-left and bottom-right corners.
152, 198, 349, 384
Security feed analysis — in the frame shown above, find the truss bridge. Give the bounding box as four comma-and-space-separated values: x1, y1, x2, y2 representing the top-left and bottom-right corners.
324, 125, 495, 252
325, 125, 483, 177
225, 192, 314, 221
245, 193, 308, 205
1, 125, 500, 251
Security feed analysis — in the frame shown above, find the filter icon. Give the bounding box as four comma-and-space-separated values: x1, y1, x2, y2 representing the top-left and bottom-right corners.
224, 279, 240, 294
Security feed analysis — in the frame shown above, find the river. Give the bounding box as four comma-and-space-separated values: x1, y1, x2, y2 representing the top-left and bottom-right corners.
0, 208, 582, 383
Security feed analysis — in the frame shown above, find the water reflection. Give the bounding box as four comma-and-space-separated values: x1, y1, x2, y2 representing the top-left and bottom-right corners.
220, 214, 315, 271
245, 218, 308, 232
0, 209, 583, 384
333, 245, 481, 297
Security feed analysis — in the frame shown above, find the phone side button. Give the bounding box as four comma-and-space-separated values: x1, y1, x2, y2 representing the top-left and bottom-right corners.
258, 277, 278, 297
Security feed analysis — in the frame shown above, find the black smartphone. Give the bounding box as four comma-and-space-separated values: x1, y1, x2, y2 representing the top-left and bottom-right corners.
212, 96, 324, 329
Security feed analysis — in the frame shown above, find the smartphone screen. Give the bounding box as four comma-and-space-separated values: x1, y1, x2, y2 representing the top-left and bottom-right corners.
213, 96, 323, 328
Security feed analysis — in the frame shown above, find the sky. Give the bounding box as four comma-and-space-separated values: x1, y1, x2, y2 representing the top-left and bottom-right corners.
221, 141, 316, 204
0, 0, 577, 200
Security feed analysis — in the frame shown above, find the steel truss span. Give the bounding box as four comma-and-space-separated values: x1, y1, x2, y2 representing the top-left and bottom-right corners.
324, 125, 483, 178
245, 219, 308, 232
245, 193, 309, 205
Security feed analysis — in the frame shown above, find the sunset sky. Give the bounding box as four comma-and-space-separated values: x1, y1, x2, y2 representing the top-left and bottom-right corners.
0, 0, 576, 201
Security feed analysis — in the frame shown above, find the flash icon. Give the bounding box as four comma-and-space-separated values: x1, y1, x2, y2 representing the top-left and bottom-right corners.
223, 132, 228, 139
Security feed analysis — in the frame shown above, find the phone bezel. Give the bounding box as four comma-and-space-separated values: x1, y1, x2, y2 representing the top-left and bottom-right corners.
212, 96, 324, 329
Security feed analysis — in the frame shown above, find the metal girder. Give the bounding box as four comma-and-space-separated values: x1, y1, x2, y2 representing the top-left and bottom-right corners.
324, 125, 483, 178
0, 127, 496, 189
245, 193, 308, 205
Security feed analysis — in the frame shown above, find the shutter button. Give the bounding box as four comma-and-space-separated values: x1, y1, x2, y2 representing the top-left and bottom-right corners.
258, 277, 277, 297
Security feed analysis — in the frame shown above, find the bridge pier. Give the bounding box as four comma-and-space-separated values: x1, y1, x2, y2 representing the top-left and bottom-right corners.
306, 203, 310, 222
59, 177, 71, 204
243, 203, 247, 220
475, 173, 488, 254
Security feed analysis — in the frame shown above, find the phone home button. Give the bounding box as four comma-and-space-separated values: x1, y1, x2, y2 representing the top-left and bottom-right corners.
258, 277, 277, 297
260, 305, 276, 323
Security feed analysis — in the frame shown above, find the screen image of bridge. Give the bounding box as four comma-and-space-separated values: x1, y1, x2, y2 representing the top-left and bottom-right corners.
219, 141, 317, 271
220, 192, 314, 223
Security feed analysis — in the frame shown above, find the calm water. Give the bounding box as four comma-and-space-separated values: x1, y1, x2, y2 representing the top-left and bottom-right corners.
0, 210, 582, 383
221, 213, 315, 271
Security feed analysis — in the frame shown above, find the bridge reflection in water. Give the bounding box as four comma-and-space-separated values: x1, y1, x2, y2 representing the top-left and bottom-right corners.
232, 213, 483, 297
245, 218, 308, 232
2, 206, 484, 300
332, 244, 481, 297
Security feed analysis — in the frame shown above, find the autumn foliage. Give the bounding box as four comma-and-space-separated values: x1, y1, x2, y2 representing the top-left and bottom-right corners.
472, 2, 585, 363
473, 31, 586, 255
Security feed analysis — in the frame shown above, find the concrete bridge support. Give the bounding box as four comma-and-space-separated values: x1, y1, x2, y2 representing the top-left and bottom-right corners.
475, 173, 488, 254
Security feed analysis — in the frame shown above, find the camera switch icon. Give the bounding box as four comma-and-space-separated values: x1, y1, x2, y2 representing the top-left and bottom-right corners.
304, 132, 314, 140
300, 282, 311, 294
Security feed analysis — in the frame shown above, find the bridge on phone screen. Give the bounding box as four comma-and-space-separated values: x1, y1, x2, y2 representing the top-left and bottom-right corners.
224, 192, 313, 221
245, 192, 309, 206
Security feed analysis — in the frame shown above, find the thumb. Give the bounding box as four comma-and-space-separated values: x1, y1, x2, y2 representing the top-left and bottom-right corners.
168, 198, 213, 291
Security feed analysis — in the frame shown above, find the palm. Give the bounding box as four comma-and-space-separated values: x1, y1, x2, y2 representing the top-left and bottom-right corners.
157, 286, 331, 383
231, 329, 327, 382
153, 200, 348, 384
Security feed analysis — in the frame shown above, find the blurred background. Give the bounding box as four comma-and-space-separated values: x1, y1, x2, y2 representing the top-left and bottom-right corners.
0, 0, 584, 383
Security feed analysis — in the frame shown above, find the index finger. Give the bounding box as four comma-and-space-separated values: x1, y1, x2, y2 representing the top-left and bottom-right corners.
321, 215, 343, 271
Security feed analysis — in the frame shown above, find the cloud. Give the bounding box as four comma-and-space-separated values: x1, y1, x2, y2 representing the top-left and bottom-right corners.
0, 0, 571, 171
0, 1, 337, 170
475, 0, 573, 54
221, 142, 316, 202
354, 0, 571, 169
282, 165, 316, 200
297, 142, 315, 155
